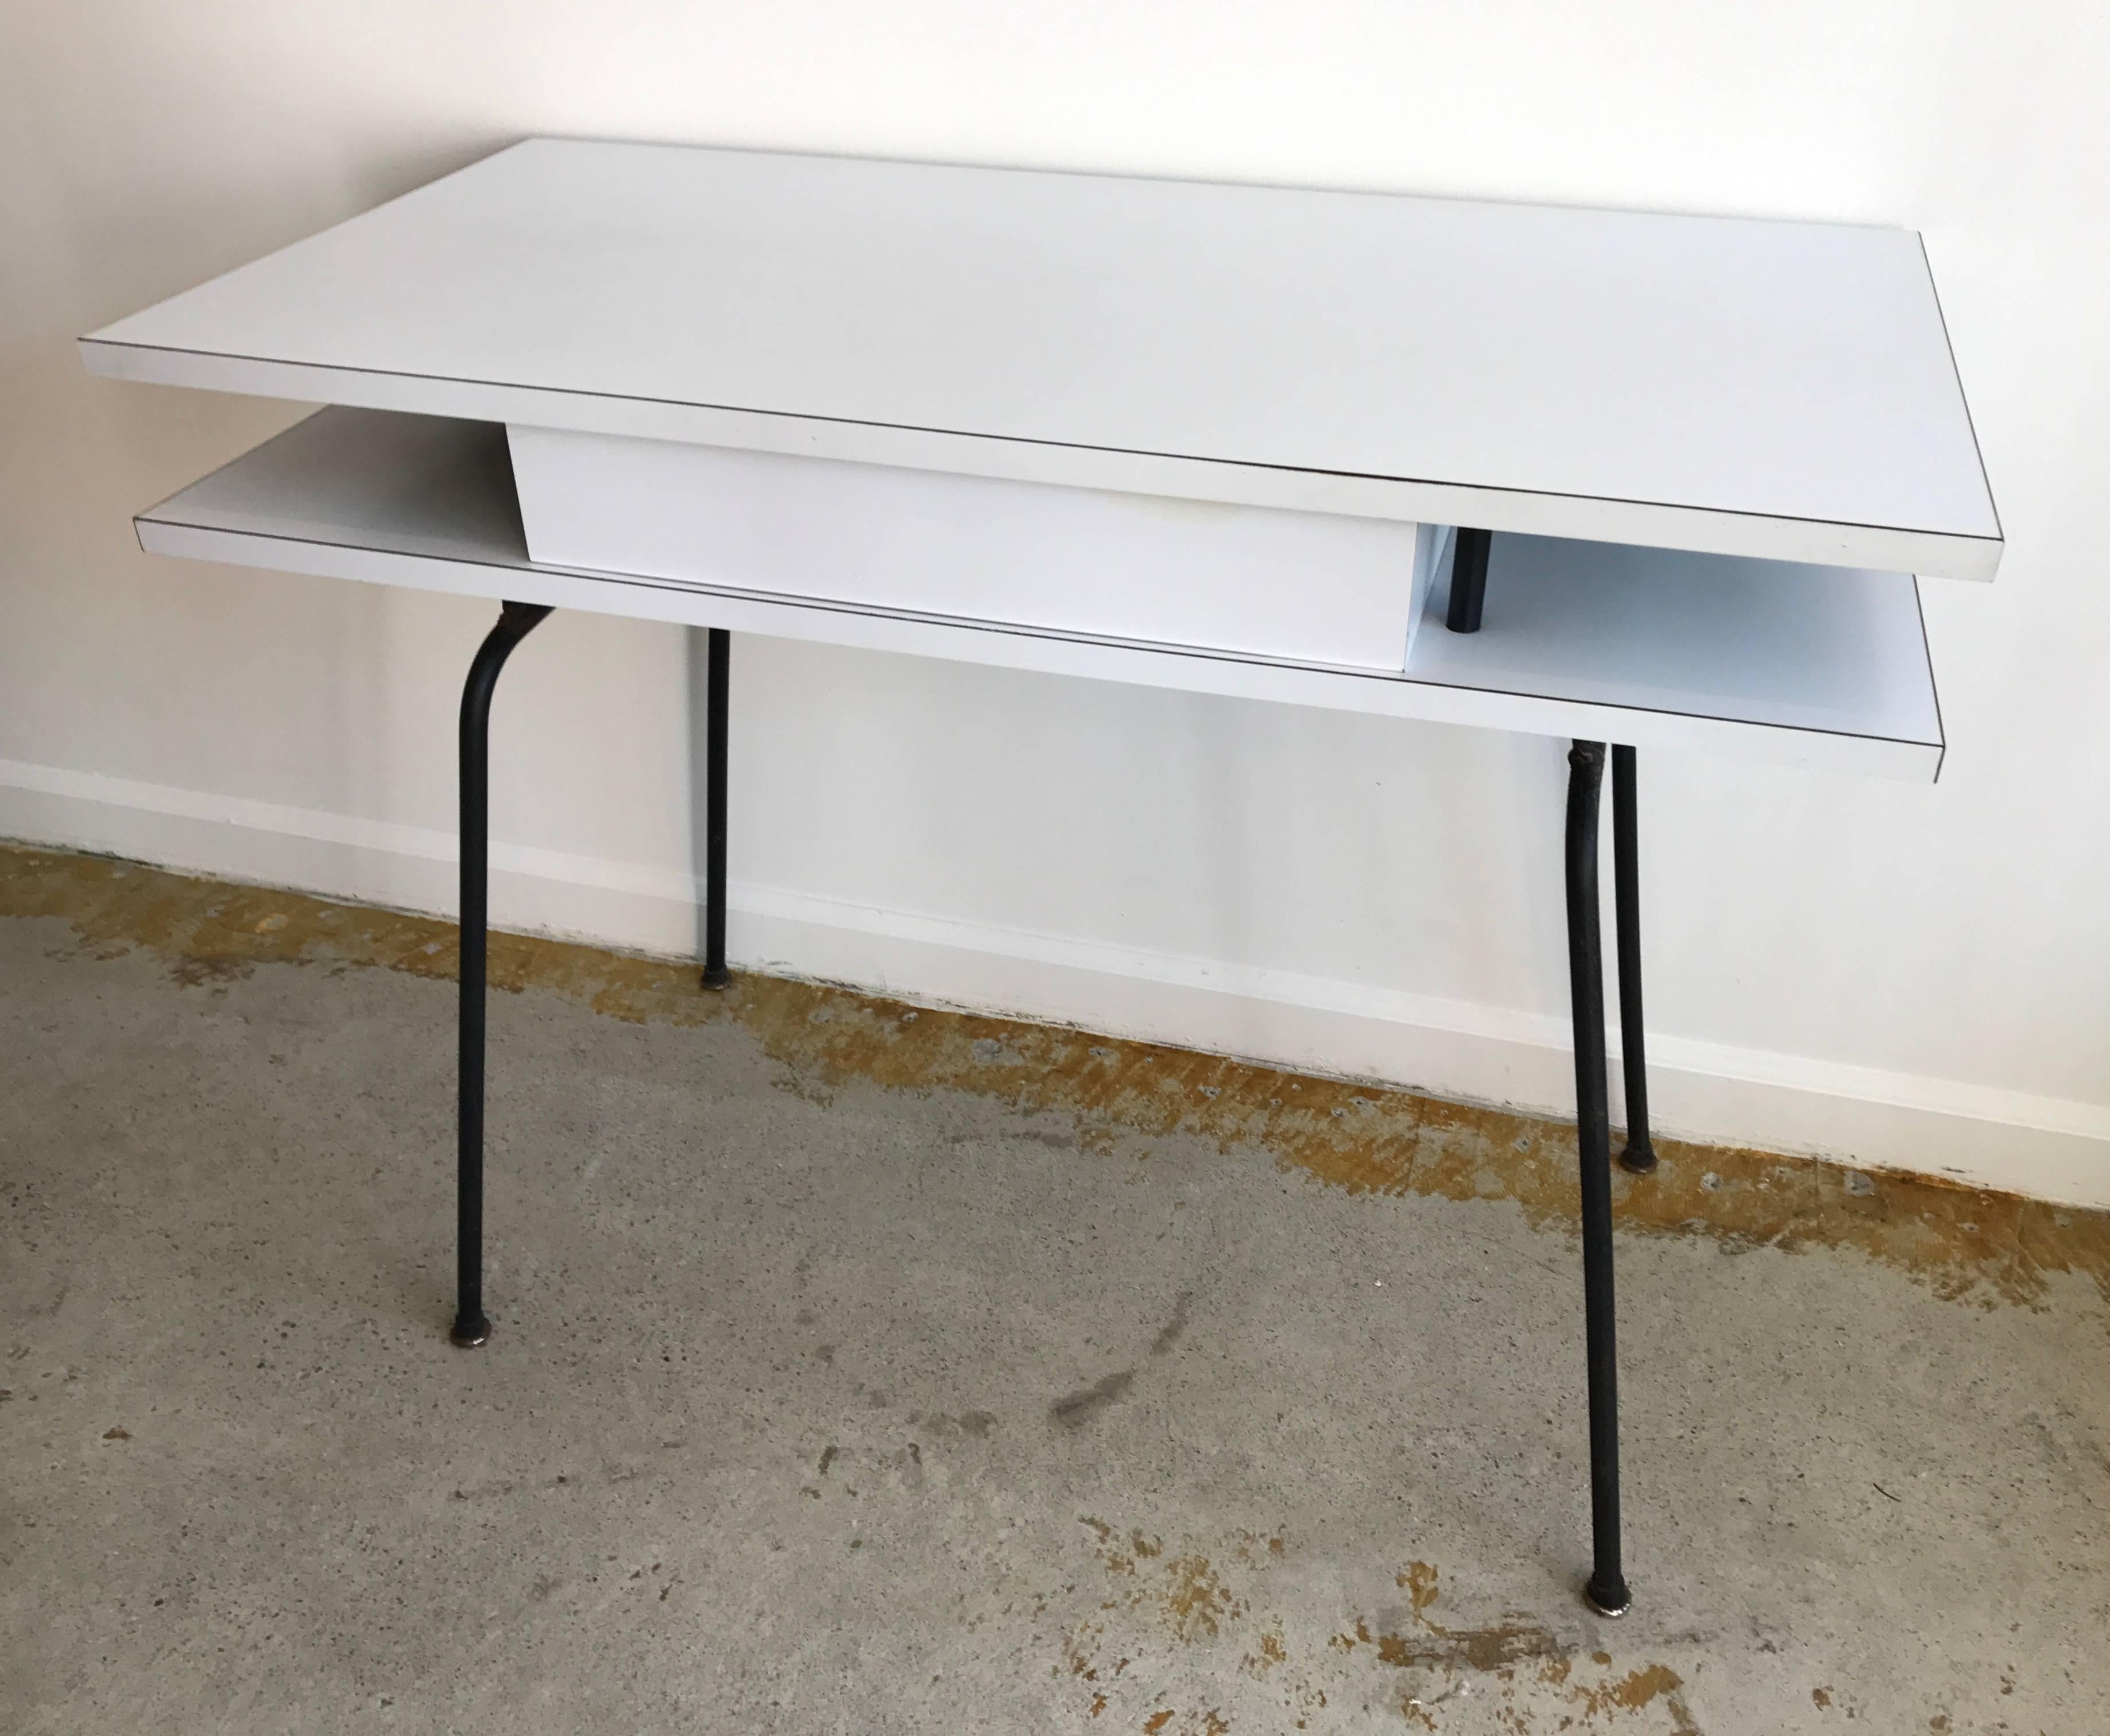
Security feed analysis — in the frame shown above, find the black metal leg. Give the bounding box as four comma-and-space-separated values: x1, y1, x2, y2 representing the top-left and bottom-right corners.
1446, 526, 1491, 633
451, 600, 553, 1349
1611, 745, 1656, 1175
1565, 740, 1631, 1617
701, 627, 731, 992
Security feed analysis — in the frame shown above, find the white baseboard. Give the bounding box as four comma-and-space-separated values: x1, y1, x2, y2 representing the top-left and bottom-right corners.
5, 754, 2106, 1210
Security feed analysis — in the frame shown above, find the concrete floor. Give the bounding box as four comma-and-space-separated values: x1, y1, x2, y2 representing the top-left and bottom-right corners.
2, 847, 2107, 1734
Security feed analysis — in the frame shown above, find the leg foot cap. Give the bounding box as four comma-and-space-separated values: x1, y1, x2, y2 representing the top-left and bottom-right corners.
449, 1314, 491, 1348
700, 964, 731, 992
1617, 1138, 1658, 1175
1584, 1575, 1632, 1618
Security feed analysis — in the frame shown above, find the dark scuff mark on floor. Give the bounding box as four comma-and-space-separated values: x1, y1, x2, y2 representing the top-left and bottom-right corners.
1150, 1291, 1193, 1357
1053, 1370, 1135, 1429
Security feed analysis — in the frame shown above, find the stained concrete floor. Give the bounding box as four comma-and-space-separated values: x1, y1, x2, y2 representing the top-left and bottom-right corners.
2, 847, 2107, 1735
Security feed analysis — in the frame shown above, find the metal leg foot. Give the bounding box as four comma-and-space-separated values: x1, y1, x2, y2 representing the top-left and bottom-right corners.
1611, 745, 1657, 1175
1565, 740, 1632, 1617
452, 600, 553, 1348
700, 626, 732, 993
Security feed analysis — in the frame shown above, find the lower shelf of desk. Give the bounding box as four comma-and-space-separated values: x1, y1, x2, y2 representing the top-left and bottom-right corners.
136, 407, 1945, 780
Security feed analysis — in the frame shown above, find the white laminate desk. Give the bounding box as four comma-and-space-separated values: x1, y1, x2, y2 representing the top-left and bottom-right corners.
82, 138, 2001, 1618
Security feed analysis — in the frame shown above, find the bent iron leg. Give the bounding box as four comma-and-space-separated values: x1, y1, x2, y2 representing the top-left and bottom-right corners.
1611, 745, 1656, 1174
1565, 740, 1632, 1615
451, 600, 553, 1348
702, 627, 731, 992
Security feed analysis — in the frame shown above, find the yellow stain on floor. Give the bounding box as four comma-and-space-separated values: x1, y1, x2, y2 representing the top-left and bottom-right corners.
3, 840, 2105, 1313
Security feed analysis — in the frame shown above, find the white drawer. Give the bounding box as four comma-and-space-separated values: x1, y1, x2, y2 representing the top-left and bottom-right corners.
505, 425, 1437, 672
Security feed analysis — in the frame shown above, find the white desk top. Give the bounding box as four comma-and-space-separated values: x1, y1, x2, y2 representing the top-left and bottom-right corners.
86, 138, 1999, 580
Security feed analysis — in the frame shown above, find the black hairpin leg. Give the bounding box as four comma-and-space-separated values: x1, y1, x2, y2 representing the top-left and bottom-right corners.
451, 600, 554, 1349
1611, 745, 1656, 1174
701, 626, 731, 992
1446, 526, 1491, 633
1565, 741, 1631, 1617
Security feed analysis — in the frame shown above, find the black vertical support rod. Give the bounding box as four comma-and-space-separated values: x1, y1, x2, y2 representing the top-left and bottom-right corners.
1611, 745, 1656, 1174
1446, 526, 1491, 633
701, 627, 732, 991
1565, 739, 1631, 1617
451, 600, 553, 1348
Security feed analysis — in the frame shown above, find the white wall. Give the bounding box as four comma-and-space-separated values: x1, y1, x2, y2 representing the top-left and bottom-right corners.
4, 2, 2108, 1205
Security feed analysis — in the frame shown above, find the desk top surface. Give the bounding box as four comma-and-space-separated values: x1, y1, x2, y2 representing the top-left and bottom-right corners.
86, 138, 2000, 575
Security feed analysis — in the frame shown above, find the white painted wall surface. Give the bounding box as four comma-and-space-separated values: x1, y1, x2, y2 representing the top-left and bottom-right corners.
3, 2, 2107, 1204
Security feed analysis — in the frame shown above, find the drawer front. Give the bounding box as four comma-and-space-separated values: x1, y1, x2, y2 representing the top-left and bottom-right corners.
507, 425, 1432, 671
